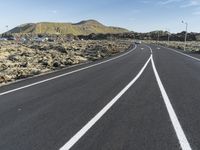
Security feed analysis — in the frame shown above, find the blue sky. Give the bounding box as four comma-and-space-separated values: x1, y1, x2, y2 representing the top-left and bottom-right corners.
0, 0, 199, 33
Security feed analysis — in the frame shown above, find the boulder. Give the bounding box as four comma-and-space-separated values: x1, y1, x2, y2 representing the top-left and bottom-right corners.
0, 75, 12, 83
53, 61, 61, 68
8, 54, 20, 61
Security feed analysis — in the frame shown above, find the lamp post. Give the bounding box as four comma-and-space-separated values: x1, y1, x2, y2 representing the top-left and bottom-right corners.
157, 31, 160, 44
165, 28, 170, 44
168, 32, 170, 43
167, 29, 170, 45
182, 21, 188, 51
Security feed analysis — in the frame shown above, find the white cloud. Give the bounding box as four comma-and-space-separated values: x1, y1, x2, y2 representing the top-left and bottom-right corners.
129, 18, 136, 21
158, 0, 182, 5
181, 0, 200, 8
52, 10, 57, 14
192, 6, 200, 15
131, 9, 140, 14
193, 11, 200, 15
140, 0, 150, 4
158, 0, 200, 7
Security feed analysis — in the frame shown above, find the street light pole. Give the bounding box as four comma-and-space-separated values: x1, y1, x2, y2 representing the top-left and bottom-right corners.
168, 32, 170, 44
166, 28, 170, 44
182, 21, 188, 51
157, 31, 160, 43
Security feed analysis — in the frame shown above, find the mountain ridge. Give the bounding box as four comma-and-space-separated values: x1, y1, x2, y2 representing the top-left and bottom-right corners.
7, 20, 129, 35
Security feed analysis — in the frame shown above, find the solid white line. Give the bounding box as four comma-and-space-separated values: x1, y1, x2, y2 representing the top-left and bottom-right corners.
0, 45, 137, 96
151, 56, 192, 150
159, 45, 200, 62
59, 55, 152, 150
0, 61, 90, 88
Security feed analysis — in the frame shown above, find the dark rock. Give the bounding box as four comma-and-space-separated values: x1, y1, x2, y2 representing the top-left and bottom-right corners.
53, 61, 61, 67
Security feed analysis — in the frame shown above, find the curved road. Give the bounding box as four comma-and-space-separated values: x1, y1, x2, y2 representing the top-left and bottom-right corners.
0, 43, 200, 150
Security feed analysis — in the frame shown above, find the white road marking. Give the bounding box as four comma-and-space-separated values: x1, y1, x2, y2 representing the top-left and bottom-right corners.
0, 45, 137, 96
159, 45, 200, 62
0, 61, 91, 88
150, 53, 192, 150
144, 45, 152, 54
59, 55, 152, 150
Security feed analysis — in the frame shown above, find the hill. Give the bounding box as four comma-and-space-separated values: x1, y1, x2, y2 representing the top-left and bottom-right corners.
7, 20, 129, 35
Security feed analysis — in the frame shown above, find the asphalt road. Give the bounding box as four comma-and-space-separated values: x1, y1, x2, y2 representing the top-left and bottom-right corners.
0, 43, 200, 150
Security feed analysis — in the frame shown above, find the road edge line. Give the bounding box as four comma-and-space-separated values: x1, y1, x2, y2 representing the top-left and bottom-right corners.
59, 55, 152, 150
0, 45, 137, 96
151, 55, 192, 150
159, 45, 200, 62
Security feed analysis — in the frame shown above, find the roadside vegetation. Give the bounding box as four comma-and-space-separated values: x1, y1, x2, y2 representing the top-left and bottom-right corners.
144, 40, 200, 52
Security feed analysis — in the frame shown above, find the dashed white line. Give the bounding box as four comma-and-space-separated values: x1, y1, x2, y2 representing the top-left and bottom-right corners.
0, 45, 137, 96
149, 46, 192, 150
59, 55, 152, 150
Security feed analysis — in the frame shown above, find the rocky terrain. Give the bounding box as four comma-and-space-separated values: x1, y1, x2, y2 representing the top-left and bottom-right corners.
0, 40, 132, 85
78, 32, 200, 41
144, 40, 200, 52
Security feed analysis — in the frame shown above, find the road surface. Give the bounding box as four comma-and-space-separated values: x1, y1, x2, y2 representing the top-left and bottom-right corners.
0, 43, 200, 150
